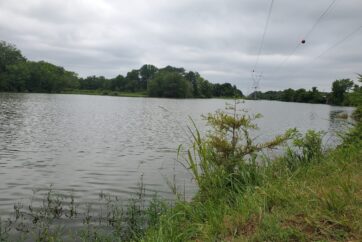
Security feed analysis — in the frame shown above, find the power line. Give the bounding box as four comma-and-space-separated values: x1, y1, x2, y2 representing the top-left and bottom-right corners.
251, 0, 274, 98
304, 0, 338, 41
270, 0, 338, 75
253, 0, 275, 72
313, 25, 362, 60
287, 25, 362, 79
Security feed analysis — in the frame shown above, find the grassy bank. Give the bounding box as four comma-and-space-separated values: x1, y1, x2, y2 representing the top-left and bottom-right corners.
140, 107, 362, 241
142, 135, 362, 241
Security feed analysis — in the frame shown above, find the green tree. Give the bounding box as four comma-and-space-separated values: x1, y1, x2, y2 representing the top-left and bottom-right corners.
0, 62, 30, 91
331, 79, 354, 105
2, 61, 78, 92
0, 40, 26, 73
148, 70, 192, 98
212, 83, 242, 97
294, 88, 308, 102
125, 70, 140, 91
348, 74, 362, 107
0, 41, 244, 98
29, 61, 79, 92
160, 65, 185, 75
110, 75, 126, 91
139, 64, 158, 90
282, 88, 295, 102
198, 77, 213, 98
185, 71, 199, 97
309, 87, 325, 103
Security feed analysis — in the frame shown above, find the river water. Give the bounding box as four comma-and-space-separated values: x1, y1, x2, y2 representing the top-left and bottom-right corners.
0, 93, 355, 217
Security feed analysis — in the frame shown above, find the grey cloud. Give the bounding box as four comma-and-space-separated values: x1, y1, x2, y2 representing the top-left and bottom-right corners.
0, 0, 361, 93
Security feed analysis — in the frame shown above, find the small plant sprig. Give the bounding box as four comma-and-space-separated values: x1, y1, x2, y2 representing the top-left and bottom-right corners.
203, 99, 296, 172
180, 100, 297, 197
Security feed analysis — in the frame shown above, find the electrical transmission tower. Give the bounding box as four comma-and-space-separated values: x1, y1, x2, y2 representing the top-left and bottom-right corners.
251, 70, 263, 100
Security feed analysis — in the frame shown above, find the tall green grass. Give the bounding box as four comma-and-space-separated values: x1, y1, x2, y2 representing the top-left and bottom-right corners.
141, 137, 361, 241
0, 180, 167, 242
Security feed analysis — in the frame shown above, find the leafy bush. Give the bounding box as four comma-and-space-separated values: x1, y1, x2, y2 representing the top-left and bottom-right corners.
283, 130, 324, 170
180, 100, 296, 198
352, 105, 362, 122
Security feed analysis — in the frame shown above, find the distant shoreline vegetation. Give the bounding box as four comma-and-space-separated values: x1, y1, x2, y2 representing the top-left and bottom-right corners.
1, 40, 361, 103
247, 77, 361, 106
0, 40, 242, 99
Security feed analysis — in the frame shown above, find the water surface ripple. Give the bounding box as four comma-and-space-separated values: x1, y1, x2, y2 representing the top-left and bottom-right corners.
0, 93, 354, 216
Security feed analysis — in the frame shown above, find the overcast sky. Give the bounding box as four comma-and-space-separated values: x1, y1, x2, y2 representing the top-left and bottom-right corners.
0, 0, 361, 92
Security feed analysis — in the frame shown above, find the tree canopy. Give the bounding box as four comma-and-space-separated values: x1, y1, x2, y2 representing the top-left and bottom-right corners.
330, 79, 354, 105
0, 40, 243, 98
0, 40, 26, 73
0, 61, 78, 92
148, 70, 192, 98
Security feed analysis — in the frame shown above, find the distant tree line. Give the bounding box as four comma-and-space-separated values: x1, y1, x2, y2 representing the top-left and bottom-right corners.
78, 65, 242, 98
249, 78, 360, 106
0, 40, 243, 98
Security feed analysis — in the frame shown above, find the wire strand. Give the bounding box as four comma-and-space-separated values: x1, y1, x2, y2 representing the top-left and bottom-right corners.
313, 25, 362, 60
286, 25, 362, 79
253, 0, 275, 72
270, 0, 338, 75
304, 0, 338, 40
